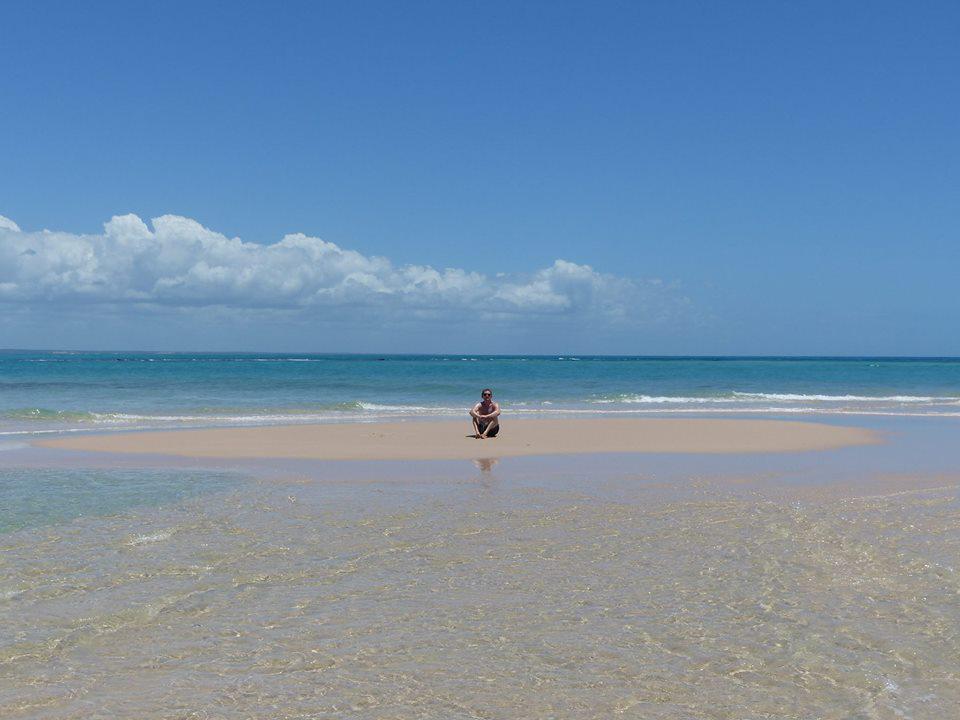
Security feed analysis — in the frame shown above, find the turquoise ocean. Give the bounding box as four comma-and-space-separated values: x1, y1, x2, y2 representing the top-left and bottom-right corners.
2, 351, 960, 438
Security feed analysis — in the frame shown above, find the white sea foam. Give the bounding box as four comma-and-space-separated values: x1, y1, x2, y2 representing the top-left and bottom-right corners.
0, 428, 87, 436
731, 392, 958, 403
7, 390, 960, 438
7, 405, 960, 436
514, 407, 960, 417
590, 395, 736, 404
589, 392, 959, 405
128, 531, 173, 546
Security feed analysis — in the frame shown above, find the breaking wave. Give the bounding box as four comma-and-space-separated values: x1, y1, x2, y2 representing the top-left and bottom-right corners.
588, 392, 959, 405
4, 391, 960, 437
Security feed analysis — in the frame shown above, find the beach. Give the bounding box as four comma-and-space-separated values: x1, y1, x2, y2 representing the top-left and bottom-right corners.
37, 417, 880, 460
5, 417, 960, 718
3, 354, 960, 718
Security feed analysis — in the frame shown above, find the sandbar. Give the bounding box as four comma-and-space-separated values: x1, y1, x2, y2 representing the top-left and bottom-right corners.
37, 418, 880, 461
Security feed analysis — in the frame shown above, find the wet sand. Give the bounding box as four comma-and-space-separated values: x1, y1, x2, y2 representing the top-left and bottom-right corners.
37, 417, 880, 460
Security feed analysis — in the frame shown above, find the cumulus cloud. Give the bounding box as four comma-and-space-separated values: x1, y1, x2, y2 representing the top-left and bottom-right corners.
0, 215, 20, 232
0, 213, 685, 325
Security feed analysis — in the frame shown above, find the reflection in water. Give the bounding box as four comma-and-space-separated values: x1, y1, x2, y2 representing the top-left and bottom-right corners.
473, 457, 500, 473
2, 464, 960, 719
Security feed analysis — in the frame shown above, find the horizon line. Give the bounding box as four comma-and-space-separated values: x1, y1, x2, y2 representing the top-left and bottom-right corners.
2, 349, 959, 361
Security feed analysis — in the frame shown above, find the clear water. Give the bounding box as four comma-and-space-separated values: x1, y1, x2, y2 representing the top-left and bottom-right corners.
0, 467, 241, 534
3, 351, 960, 436
2, 437, 960, 719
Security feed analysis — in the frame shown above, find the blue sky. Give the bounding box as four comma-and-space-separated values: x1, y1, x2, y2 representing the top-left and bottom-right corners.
1, 1, 958, 354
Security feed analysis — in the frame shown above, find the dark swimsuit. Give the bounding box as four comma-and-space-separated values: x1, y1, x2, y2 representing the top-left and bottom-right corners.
476, 402, 500, 436
477, 419, 500, 437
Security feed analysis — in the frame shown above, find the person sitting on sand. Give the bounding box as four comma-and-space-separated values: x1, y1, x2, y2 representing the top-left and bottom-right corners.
470, 388, 500, 439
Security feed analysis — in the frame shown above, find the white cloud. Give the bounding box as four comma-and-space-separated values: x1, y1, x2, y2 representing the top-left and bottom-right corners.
0, 213, 686, 325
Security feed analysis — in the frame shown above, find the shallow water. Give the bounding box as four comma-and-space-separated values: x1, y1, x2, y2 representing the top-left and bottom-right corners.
3, 421, 960, 718
0, 467, 240, 534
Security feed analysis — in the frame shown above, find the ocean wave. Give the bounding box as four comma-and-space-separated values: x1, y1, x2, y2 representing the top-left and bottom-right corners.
731, 392, 959, 403
5, 403, 960, 436
511, 406, 960, 418
5, 391, 960, 437
356, 402, 461, 413
2, 402, 415, 422
0, 402, 467, 433
589, 395, 735, 404
589, 392, 959, 405
2, 408, 102, 421
0, 428, 88, 436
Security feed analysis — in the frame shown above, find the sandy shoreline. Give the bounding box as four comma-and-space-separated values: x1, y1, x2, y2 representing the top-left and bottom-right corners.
36, 417, 880, 461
